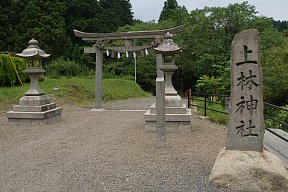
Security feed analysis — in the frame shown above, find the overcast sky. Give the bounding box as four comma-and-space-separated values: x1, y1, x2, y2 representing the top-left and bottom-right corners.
130, 0, 288, 22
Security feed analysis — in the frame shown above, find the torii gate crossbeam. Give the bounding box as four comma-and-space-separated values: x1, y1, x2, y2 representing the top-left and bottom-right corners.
74, 25, 184, 110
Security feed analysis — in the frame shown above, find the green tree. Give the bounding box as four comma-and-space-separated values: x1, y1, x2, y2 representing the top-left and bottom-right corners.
262, 46, 288, 105
15, 0, 71, 58
98, 0, 133, 32
159, 0, 179, 22
178, 2, 287, 93
0, 0, 26, 52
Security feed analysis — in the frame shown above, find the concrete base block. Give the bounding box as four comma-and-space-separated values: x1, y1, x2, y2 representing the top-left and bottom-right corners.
19, 95, 50, 106
150, 103, 188, 114
7, 94, 62, 126
165, 95, 182, 107
7, 113, 62, 126
144, 108, 192, 122
144, 121, 192, 133
144, 101, 192, 133
13, 103, 57, 112
6, 107, 62, 119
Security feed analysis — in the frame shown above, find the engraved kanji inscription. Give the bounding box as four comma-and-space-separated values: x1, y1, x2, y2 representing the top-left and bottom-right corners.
236, 120, 245, 137
236, 120, 259, 138
236, 45, 257, 66
235, 96, 245, 114
235, 95, 258, 114
236, 70, 259, 90
246, 95, 258, 111
245, 70, 259, 90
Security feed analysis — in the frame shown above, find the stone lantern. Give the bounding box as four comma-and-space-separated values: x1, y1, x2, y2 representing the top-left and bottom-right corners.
17, 38, 49, 96
6, 39, 62, 125
144, 33, 192, 133
154, 32, 182, 107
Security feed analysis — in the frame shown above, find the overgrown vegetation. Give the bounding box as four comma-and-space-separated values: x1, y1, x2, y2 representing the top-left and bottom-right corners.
0, 77, 149, 115
44, 57, 92, 78
0, 54, 28, 86
0, 0, 287, 127
192, 96, 228, 125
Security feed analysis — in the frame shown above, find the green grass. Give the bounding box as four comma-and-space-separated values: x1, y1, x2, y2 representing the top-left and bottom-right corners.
192, 96, 229, 125
0, 77, 149, 114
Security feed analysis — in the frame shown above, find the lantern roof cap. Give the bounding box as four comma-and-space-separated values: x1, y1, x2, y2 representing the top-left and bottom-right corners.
154, 32, 181, 55
16, 38, 50, 59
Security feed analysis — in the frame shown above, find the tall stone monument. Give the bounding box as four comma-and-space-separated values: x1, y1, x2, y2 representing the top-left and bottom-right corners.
6, 39, 62, 125
227, 28, 264, 152
209, 29, 288, 192
144, 33, 192, 133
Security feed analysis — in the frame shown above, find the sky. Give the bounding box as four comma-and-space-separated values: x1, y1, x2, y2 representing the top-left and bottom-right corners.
130, 0, 288, 22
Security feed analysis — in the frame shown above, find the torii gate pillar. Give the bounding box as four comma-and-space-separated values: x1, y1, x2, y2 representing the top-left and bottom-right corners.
95, 46, 103, 110
85, 44, 103, 110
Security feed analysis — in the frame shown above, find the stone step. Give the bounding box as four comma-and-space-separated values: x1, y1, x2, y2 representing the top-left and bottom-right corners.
144, 109, 192, 122
6, 107, 62, 120
149, 103, 188, 114
13, 103, 57, 112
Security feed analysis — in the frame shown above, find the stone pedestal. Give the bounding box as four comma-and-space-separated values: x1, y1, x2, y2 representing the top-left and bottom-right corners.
6, 95, 62, 125
145, 32, 191, 132
144, 102, 192, 133
144, 66, 192, 133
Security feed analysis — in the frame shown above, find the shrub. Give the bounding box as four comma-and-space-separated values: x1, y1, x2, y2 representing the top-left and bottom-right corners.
0, 54, 27, 87
44, 57, 89, 78
0, 57, 5, 86
265, 105, 288, 132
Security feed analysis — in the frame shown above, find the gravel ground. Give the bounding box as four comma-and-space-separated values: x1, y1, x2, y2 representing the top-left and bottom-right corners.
0, 97, 237, 192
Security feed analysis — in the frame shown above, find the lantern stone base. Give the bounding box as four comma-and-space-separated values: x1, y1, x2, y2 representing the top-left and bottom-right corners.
6, 95, 62, 125
144, 103, 192, 133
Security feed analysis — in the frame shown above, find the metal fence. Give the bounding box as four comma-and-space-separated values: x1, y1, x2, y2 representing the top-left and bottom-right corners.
188, 91, 288, 143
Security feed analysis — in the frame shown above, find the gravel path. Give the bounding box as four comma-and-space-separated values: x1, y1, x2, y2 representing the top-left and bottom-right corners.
0, 97, 237, 192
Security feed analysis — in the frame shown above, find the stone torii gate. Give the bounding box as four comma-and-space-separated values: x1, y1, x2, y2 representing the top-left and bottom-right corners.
74, 25, 184, 110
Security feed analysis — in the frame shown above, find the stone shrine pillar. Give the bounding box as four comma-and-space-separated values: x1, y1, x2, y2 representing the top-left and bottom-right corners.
156, 36, 164, 79
6, 39, 62, 125
227, 29, 264, 152
144, 33, 192, 133
209, 29, 288, 192
156, 78, 166, 145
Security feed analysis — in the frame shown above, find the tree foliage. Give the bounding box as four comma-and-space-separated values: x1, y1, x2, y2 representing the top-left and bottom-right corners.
159, 0, 178, 22
0, 54, 27, 86
0, 0, 134, 59
159, 0, 188, 25
1, 0, 287, 106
